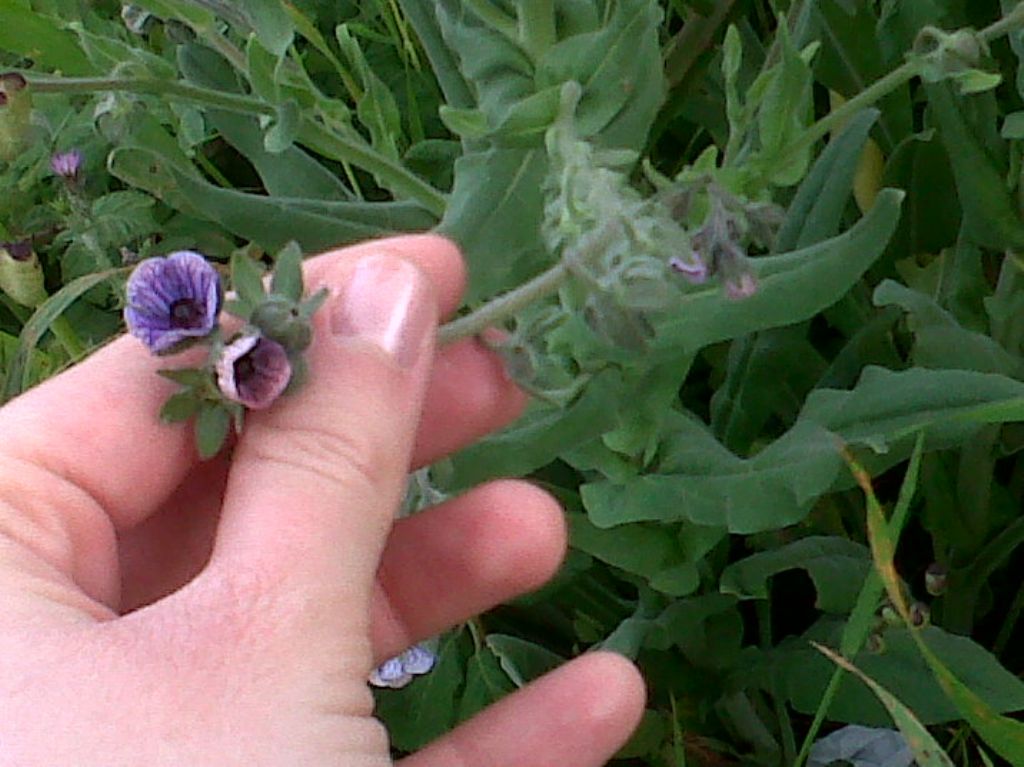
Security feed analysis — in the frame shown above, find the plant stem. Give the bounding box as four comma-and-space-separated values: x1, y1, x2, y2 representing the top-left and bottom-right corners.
26, 75, 447, 217
769, 58, 921, 177
28, 75, 274, 116
518, 0, 557, 61
980, 2, 1024, 44
437, 261, 569, 345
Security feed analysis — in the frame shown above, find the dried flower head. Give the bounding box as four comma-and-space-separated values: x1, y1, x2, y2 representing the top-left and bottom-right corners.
50, 149, 82, 181
124, 251, 222, 354
369, 645, 437, 689
216, 334, 292, 410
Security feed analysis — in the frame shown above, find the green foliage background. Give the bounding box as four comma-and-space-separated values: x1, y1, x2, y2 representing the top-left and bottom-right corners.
4, 0, 1024, 764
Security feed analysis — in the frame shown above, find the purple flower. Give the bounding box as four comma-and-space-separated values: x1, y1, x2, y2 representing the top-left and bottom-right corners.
124, 251, 221, 354
669, 253, 708, 284
368, 644, 437, 689
50, 149, 82, 180
216, 334, 292, 410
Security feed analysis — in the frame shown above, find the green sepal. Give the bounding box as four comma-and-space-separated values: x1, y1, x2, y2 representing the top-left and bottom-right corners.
157, 367, 213, 388
231, 250, 267, 308
298, 286, 329, 319
223, 298, 254, 321
195, 402, 232, 459
159, 391, 203, 423
271, 241, 303, 302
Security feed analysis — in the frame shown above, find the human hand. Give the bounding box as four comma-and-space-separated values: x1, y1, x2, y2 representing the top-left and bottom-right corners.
0, 235, 644, 766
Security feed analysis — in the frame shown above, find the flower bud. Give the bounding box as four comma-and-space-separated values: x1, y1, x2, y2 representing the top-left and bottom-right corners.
924, 563, 948, 597
879, 604, 901, 628
0, 71, 32, 162
0, 240, 47, 307
250, 295, 313, 353
866, 632, 886, 655
50, 149, 83, 182
216, 333, 292, 410
909, 602, 931, 629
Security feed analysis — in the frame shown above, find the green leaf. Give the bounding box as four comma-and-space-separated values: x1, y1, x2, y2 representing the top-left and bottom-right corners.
263, 100, 300, 153
336, 24, 403, 160
803, 366, 1024, 455
810, 0, 911, 150
159, 392, 203, 423
438, 148, 549, 303
0, 6, 95, 74
781, 623, 1024, 726
485, 635, 562, 687
177, 43, 351, 200
710, 326, 826, 454
157, 368, 213, 388
858, 442, 1024, 761
924, 82, 1024, 251
812, 643, 955, 767
568, 513, 681, 580
243, 0, 294, 57
195, 404, 232, 460
396, 0, 474, 111
581, 416, 844, 533
873, 280, 1023, 376
270, 241, 303, 302
442, 368, 624, 492
108, 146, 437, 254
230, 251, 267, 308
537, 0, 666, 149
654, 189, 904, 354
456, 642, 515, 723
775, 109, 879, 251
720, 537, 871, 614
1, 268, 123, 403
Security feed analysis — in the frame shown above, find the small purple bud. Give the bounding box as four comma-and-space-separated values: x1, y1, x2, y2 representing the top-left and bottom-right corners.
124, 251, 222, 354
216, 334, 292, 410
50, 149, 82, 180
669, 254, 708, 284
724, 271, 758, 300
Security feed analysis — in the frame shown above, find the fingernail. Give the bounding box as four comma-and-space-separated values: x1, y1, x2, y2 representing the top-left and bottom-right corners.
331, 254, 433, 368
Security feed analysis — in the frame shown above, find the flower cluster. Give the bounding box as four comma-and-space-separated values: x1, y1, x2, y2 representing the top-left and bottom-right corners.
369, 644, 437, 689
123, 245, 325, 457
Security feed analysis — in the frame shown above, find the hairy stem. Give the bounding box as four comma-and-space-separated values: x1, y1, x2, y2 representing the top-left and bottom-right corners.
437, 262, 569, 345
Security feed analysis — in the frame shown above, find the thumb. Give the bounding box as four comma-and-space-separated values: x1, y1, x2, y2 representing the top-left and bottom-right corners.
204, 252, 437, 633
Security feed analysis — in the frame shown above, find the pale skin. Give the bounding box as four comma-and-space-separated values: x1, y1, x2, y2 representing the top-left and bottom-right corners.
0, 235, 645, 766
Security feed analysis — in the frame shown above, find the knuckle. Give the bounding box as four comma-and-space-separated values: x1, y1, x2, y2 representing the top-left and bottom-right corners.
243, 421, 392, 498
